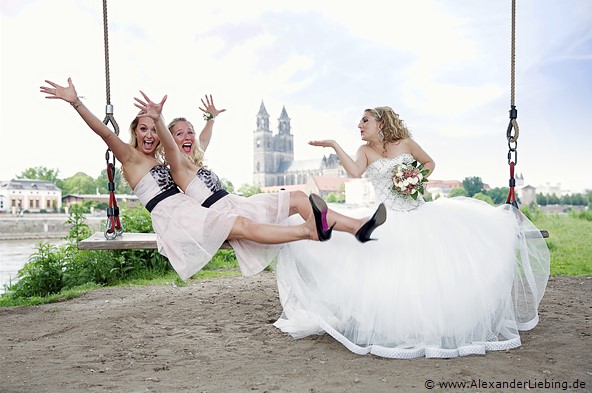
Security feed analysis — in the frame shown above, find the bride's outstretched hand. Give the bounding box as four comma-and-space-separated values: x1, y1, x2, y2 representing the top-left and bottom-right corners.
40, 77, 78, 104
134, 91, 167, 119
199, 94, 226, 118
309, 140, 337, 148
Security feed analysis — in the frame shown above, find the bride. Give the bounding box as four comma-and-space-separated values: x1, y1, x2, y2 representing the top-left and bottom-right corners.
273, 106, 550, 359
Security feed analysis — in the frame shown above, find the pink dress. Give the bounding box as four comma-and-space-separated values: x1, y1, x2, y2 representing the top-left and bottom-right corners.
184, 167, 291, 276
134, 166, 237, 280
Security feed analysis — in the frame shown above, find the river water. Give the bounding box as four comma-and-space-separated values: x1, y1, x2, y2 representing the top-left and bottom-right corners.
0, 238, 67, 294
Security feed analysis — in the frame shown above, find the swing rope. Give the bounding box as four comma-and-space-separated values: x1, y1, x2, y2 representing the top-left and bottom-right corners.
505, 0, 520, 208
102, 0, 122, 239
503, 1, 548, 239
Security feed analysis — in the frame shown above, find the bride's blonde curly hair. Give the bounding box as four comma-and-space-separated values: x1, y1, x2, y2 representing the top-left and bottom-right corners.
366, 106, 412, 147
161, 117, 205, 168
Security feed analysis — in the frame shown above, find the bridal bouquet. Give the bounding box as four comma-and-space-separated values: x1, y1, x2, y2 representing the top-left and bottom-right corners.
391, 160, 429, 200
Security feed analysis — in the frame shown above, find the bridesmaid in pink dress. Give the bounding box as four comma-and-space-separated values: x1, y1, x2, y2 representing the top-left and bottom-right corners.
134, 92, 387, 277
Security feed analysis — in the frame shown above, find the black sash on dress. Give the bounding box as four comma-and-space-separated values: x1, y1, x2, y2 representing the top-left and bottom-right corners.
145, 187, 180, 212
201, 189, 229, 208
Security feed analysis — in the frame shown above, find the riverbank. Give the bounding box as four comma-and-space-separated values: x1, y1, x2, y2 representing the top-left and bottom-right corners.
0, 272, 590, 393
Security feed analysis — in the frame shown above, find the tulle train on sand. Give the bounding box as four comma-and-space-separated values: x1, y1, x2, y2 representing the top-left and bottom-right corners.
274, 198, 550, 358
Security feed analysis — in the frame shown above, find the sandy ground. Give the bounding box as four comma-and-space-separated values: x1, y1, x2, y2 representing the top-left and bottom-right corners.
1, 271, 590, 393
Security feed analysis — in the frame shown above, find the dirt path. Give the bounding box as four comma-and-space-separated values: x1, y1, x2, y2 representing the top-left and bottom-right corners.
1, 272, 590, 393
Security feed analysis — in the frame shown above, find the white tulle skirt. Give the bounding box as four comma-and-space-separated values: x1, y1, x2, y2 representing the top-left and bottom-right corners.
274, 197, 550, 358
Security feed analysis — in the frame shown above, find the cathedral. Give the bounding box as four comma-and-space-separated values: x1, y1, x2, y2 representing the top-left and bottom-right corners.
252, 101, 345, 188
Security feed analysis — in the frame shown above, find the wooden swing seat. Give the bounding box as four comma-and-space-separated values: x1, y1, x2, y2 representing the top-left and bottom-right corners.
78, 232, 232, 250
78, 228, 548, 251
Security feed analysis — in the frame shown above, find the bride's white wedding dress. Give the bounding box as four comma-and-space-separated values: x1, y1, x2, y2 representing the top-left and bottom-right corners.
274, 153, 550, 358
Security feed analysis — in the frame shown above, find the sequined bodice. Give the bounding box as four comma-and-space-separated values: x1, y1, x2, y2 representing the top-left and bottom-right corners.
196, 167, 223, 193
365, 153, 425, 211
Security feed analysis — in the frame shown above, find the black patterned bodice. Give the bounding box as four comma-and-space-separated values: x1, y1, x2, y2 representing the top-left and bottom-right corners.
196, 167, 223, 193
150, 165, 177, 191
133, 166, 179, 207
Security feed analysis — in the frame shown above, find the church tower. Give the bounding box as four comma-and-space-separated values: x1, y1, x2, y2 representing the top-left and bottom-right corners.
273, 106, 294, 185
253, 101, 274, 187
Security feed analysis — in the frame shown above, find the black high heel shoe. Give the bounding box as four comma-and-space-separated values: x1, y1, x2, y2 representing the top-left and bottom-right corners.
309, 193, 335, 242
355, 203, 387, 243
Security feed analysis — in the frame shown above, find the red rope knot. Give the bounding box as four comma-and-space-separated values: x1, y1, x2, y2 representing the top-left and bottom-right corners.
104, 156, 122, 239
505, 161, 519, 209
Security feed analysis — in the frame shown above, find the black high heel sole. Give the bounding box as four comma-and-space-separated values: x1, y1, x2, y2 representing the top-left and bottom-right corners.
309, 194, 335, 242
355, 203, 387, 243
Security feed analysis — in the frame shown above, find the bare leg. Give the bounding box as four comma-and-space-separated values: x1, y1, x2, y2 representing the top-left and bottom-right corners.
227, 215, 319, 243
288, 190, 365, 235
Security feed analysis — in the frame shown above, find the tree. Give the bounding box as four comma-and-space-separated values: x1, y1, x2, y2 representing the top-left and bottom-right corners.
448, 187, 467, 197
16, 166, 60, 182
484, 187, 510, 205
325, 192, 345, 203
61, 172, 97, 195
572, 193, 586, 206
560, 194, 573, 205
220, 178, 235, 193
96, 167, 133, 195
472, 192, 494, 205
237, 183, 261, 198
536, 193, 548, 206
547, 193, 560, 205
462, 176, 484, 197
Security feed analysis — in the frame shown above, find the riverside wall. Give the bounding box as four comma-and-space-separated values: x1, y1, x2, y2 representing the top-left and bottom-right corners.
0, 214, 104, 240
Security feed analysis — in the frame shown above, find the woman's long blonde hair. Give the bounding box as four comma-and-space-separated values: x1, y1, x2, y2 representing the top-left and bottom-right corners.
164, 117, 205, 167
122, 114, 164, 182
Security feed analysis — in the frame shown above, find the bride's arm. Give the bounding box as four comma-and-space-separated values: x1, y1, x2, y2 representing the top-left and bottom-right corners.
408, 139, 435, 177
309, 140, 369, 178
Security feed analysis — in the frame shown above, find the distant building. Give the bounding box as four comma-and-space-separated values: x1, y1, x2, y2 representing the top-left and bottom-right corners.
520, 185, 537, 205
0, 179, 62, 213
253, 101, 346, 187
424, 179, 463, 198
306, 176, 351, 199
62, 194, 140, 209
536, 182, 569, 196
344, 178, 469, 206
261, 176, 351, 200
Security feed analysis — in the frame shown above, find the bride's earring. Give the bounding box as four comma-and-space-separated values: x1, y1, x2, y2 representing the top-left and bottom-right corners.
378, 130, 384, 142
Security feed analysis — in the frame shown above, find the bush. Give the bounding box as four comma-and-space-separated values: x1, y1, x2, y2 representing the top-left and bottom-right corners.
569, 209, 592, 222
9, 242, 66, 298
520, 205, 544, 221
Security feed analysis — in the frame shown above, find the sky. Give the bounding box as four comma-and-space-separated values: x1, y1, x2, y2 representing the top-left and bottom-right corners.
1, 0, 591, 194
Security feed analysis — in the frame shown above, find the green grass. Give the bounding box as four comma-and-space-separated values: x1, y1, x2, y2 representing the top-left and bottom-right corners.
0, 283, 103, 307
531, 213, 592, 276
